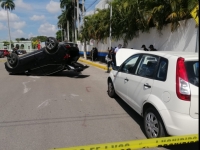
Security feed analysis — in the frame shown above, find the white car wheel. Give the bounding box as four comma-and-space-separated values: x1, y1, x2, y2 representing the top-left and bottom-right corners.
144, 107, 166, 138
108, 80, 116, 98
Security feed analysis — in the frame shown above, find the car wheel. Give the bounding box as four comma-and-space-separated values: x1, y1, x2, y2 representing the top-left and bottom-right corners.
7, 53, 18, 67
144, 107, 166, 138
45, 37, 58, 54
108, 80, 116, 98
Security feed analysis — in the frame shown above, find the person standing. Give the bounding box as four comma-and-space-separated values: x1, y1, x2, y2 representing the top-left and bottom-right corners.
12, 44, 20, 55
105, 49, 113, 73
149, 45, 157, 51
141, 45, 149, 51
114, 44, 122, 53
37, 40, 41, 50
111, 48, 116, 67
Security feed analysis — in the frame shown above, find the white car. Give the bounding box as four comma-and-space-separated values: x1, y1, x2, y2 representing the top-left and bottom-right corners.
107, 49, 198, 138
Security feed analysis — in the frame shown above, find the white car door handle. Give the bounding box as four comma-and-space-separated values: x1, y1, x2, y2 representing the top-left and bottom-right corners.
124, 78, 129, 81
144, 83, 151, 88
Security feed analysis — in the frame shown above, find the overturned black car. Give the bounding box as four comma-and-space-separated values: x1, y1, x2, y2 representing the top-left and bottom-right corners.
5, 37, 88, 75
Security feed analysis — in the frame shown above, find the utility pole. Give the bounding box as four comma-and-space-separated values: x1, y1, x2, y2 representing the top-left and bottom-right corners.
67, 21, 69, 41
82, 0, 87, 59
109, 3, 112, 49
77, 0, 79, 33
74, 0, 77, 43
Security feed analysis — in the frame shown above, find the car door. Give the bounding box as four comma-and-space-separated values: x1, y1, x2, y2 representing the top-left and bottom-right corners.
34, 47, 66, 75
114, 54, 140, 103
126, 54, 159, 114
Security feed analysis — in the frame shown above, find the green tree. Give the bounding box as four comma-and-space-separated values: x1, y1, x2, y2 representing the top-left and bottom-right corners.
59, 0, 85, 42
15, 38, 20, 43
1, 0, 15, 49
3, 41, 10, 46
80, 0, 198, 45
56, 30, 62, 41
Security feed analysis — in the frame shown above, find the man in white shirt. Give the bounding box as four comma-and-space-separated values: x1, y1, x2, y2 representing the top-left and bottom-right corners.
114, 44, 122, 53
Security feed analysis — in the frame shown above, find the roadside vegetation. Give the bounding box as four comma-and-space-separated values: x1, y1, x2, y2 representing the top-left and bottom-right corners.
57, 0, 198, 45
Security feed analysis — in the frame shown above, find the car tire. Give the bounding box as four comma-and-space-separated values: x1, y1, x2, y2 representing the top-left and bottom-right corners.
108, 80, 116, 98
144, 107, 166, 138
7, 53, 18, 67
45, 37, 58, 54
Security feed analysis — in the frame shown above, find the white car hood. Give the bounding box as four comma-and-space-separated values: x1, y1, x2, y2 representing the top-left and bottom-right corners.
116, 48, 144, 66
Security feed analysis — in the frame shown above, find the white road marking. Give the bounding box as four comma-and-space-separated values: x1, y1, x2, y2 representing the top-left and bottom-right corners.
37, 99, 50, 108
71, 94, 79, 97
22, 81, 31, 93
29, 76, 41, 79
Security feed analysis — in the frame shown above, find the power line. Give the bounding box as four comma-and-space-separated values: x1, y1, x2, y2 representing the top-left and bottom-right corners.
86, 0, 99, 11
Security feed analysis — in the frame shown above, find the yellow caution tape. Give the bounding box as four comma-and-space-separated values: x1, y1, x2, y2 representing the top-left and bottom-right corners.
51, 134, 198, 150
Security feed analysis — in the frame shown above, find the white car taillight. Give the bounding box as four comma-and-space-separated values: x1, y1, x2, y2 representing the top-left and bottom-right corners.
176, 57, 191, 101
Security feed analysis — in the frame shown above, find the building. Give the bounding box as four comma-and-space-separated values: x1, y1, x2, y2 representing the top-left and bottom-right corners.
0, 41, 33, 52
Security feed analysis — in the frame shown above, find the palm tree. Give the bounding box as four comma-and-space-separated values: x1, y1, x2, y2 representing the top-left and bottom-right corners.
1, 0, 15, 50
59, 0, 85, 42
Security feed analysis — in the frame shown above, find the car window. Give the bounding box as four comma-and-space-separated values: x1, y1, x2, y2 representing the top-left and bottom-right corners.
136, 55, 158, 78
156, 58, 168, 81
120, 54, 140, 74
185, 61, 199, 87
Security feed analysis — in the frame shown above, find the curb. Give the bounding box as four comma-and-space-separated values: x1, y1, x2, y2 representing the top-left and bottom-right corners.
0, 58, 6, 62
78, 57, 109, 71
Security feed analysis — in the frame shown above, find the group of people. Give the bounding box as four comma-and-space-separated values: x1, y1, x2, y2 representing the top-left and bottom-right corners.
105, 44, 122, 73
141, 44, 157, 51
90, 47, 98, 61
105, 44, 157, 73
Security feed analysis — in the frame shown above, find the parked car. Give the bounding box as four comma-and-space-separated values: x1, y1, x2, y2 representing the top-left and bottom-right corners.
0, 50, 3, 58
107, 48, 198, 138
0, 50, 10, 58
17, 50, 23, 55
17, 49, 27, 55
20, 50, 27, 54
5, 37, 88, 75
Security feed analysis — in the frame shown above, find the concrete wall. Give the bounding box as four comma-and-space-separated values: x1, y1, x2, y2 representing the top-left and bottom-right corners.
78, 18, 198, 56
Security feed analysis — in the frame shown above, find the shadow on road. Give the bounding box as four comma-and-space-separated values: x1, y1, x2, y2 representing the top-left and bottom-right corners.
51, 70, 90, 78
112, 95, 199, 150
8, 70, 90, 78
113, 95, 145, 133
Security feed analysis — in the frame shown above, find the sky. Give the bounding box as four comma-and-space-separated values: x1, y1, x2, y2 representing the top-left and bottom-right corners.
0, 0, 100, 41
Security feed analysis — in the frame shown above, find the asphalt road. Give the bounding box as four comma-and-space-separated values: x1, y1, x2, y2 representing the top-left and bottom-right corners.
0, 58, 198, 150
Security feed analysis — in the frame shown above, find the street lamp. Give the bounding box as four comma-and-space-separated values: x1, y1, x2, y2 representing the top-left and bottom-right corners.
105, 1, 112, 49
109, 3, 112, 50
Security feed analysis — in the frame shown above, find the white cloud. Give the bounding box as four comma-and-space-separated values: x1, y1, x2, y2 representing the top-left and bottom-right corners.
0, 23, 7, 30
12, 21, 26, 29
15, 0, 32, 10
12, 29, 26, 39
46, 0, 60, 14
30, 15, 45, 21
28, 33, 37, 39
0, 10, 20, 21
38, 22, 57, 37
85, 10, 94, 16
